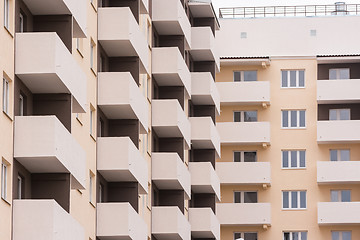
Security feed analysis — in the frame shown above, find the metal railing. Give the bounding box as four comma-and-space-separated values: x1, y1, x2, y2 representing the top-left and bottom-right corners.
219, 4, 360, 18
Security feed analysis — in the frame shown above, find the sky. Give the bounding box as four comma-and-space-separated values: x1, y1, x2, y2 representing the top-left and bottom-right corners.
212, 0, 360, 16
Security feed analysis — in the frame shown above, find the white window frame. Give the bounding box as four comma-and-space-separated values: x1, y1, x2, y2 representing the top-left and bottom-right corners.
4, 0, 9, 29
282, 190, 307, 210
329, 68, 350, 80
234, 191, 258, 203
3, 78, 9, 114
331, 231, 352, 240
283, 231, 308, 240
233, 151, 257, 162
282, 150, 306, 169
329, 109, 350, 121
1, 162, 7, 200
281, 110, 306, 129
234, 232, 258, 240
330, 149, 350, 161
331, 190, 351, 202
233, 110, 258, 122
233, 70, 257, 82
281, 70, 305, 88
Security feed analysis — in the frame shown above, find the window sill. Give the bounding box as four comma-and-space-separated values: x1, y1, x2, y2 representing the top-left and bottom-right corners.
76, 116, 83, 126
3, 26, 13, 38
282, 168, 307, 170
89, 201, 96, 209
77, 189, 83, 195
91, 1, 97, 12
3, 111, 13, 121
90, 67, 97, 77
1, 197, 11, 206
281, 127, 307, 130
90, 134, 96, 142
76, 48, 84, 58
281, 87, 306, 89
282, 208, 307, 211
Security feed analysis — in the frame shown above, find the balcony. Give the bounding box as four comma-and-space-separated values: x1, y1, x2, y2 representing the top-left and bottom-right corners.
152, 47, 191, 97
98, 7, 149, 74
189, 162, 220, 200
317, 120, 360, 143
189, 208, 220, 240
216, 81, 270, 105
188, 0, 218, 21
190, 27, 219, 71
216, 162, 271, 185
14, 116, 86, 189
13, 200, 84, 240
98, 72, 149, 133
22, 0, 86, 37
152, 153, 191, 199
191, 72, 220, 115
97, 202, 147, 239
318, 202, 360, 225
152, 99, 191, 148
152, 206, 191, 240
15, 32, 87, 112
217, 122, 271, 145
317, 79, 360, 104
97, 137, 148, 193
152, 0, 191, 49
190, 117, 220, 157
216, 203, 271, 226
317, 161, 360, 184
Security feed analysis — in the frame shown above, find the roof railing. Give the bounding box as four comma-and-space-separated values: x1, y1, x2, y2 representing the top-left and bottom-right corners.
219, 3, 360, 18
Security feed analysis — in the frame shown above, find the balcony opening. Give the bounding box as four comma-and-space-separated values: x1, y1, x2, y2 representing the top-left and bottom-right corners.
155, 137, 184, 161
191, 104, 216, 123
108, 57, 140, 86
154, 85, 185, 110
158, 35, 185, 58
101, 0, 140, 23
107, 119, 140, 148
193, 61, 216, 80
97, 173, 139, 212
318, 104, 360, 121
153, 186, 185, 213
190, 149, 215, 168
193, 17, 216, 36
318, 63, 360, 80
190, 193, 216, 213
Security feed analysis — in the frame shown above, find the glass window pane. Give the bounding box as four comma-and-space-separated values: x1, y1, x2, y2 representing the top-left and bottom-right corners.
291, 191, 298, 208
244, 192, 257, 203
244, 71, 257, 81
301, 232, 307, 240
244, 233, 257, 240
291, 111, 297, 127
234, 112, 241, 122
290, 71, 296, 87
329, 69, 337, 80
340, 150, 350, 161
234, 72, 241, 82
282, 151, 289, 168
339, 69, 350, 79
283, 192, 289, 208
332, 232, 340, 240
291, 151, 297, 168
300, 191, 306, 208
342, 231, 352, 240
300, 151, 306, 167
244, 111, 257, 122
282, 111, 288, 127
331, 190, 339, 202
330, 150, 338, 161
341, 190, 351, 202
234, 233, 241, 240
244, 152, 257, 162
340, 109, 350, 120
234, 152, 241, 162
300, 111, 305, 127
282, 71, 288, 87
284, 232, 290, 240
292, 232, 299, 240
234, 192, 241, 203
329, 109, 337, 120
299, 70, 305, 87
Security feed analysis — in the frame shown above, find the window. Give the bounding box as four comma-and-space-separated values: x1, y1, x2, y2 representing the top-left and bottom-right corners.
282, 150, 306, 169
89, 172, 94, 203
234, 191, 257, 203
281, 70, 305, 88
234, 151, 257, 162
1, 162, 7, 200
234, 71, 257, 82
234, 232, 257, 240
4, 0, 9, 29
19, 94, 24, 116
331, 190, 351, 202
283, 191, 306, 209
283, 231, 307, 240
90, 39, 96, 71
19, 13, 24, 32
17, 175, 23, 199
90, 106, 95, 136
330, 149, 350, 161
234, 111, 257, 122
332, 231, 351, 240
329, 109, 350, 121
329, 68, 350, 80
99, 183, 103, 203
3, 78, 9, 114
282, 110, 306, 128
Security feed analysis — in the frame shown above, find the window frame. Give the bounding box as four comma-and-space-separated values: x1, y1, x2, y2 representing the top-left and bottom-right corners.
281, 110, 306, 129
1, 162, 7, 200
3, 77, 9, 114
281, 69, 305, 88
329, 108, 350, 121
330, 149, 350, 161
233, 151, 257, 162
329, 68, 350, 80
282, 150, 306, 169
233, 110, 258, 122
331, 231, 352, 240
330, 190, 351, 202
283, 231, 308, 240
233, 70, 258, 82
4, 0, 9, 29
282, 190, 307, 210
234, 232, 258, 240
233, 191, 258, 203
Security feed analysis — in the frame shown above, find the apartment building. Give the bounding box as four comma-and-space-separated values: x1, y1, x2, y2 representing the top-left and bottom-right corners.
0, 0, 221, 240
215, 3, 360, 240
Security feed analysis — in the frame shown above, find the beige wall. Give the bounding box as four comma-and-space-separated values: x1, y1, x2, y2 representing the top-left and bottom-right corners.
216, 59, 360, 239
0, 0, 15, 239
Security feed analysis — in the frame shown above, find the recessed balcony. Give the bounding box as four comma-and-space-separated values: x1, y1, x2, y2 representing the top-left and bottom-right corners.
97, 137, 148, 193
98, 72, 149, 133
14, 116, 86, 189
317, 120, 360, 143
189, 208, 220, 240
317, 161, 360, 184
15, 32, 87, 112
318, 202, 360, 225
189, 162, 220, 200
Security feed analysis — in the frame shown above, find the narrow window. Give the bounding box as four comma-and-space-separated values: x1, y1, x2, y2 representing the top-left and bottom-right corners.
17, 175, 23, 199
4, 0, 9, 29
1, 162, 7, 200
19, 13, 24, 32
3, 78, 9, 114
99, 183, 103, 203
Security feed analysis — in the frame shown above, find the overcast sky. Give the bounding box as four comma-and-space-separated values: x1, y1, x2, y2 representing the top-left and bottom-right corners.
212, 0, 360, 16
